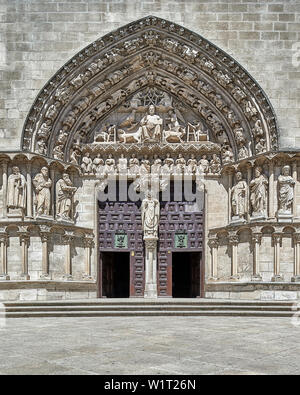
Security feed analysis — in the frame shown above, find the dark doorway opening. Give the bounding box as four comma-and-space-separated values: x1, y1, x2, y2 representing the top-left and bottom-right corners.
172, 252, 201, 298
101, 252, 130, 298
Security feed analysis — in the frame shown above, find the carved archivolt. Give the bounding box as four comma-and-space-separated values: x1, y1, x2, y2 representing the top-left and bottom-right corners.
21, 16, 278, 166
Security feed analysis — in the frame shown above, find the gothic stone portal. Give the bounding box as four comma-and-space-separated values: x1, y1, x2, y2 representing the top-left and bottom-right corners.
3, 17, 296, 303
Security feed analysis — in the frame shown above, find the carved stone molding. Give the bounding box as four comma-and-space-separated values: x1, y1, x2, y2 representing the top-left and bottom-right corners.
21, 16, 278, 165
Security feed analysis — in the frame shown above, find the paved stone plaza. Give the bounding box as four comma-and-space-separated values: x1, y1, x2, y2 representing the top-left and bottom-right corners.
1, 316, 300, 375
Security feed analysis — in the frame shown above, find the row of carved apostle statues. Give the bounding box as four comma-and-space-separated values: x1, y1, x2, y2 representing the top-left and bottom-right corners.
231, 165, 296, 221
80, 153, 222, 176
6, 166, 77, 221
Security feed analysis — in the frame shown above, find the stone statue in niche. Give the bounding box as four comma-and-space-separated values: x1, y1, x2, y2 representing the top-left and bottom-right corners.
117, 154, 128, 174
92, 154, 105, 175
151, 155, 162, 175
129, 154, 140, 176
141, 191, 160, 239
175, 154, 186, 175
81, 153, 93, 174
186, 154, 198, 175
140, 104, 163, 142
210, 154, 221, 174
104, 154, 116, 175
277, 165, 295, 215
222, 145, 234, 164
7, 166, 27, 214
140, 156, 151, 175
187, 120, 208, 142
231, 172, 249, 222
250, 166, 268, 218
161, 154, 174, 175
33, 167, 52, 217
198, 155, 209, 174
56, 173, 77, 221
36, 138, 47, 155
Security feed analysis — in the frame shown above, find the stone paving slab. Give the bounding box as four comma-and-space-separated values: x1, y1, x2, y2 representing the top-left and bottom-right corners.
0, 316, 299, 375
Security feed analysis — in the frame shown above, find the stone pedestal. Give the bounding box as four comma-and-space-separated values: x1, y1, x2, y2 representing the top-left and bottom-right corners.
276, 212, 293, 223
271, 275, 284, 282
144, 238, 158, 299
291, 276, 300, 283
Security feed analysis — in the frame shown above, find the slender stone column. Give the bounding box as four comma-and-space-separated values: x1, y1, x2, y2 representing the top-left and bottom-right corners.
229, 233, 239, 280
292, 233, 300, 282
144, 238, 158, 298
83, 234, 94, 280
251, 231, 262, 281
39, 225, 51, 279
208, 237, 218, 280
271, 233, 283, 282
268, 161, 275, 219
62, 231, 74, 281
228, 171, 233, 223
1, 160, 8, 218
18, 227, 30, 280
26, 162, 32, 218
0, 231, 9, 280
292, 162, 297, 217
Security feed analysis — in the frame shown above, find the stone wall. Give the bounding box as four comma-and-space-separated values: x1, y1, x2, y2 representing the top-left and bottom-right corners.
1, 0, 300, 151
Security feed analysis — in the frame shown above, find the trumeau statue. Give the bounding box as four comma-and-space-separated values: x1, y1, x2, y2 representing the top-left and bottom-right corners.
33, 167, 52, 217
231, 172, 249, 221
56, 173, 77, 221
141, 192, 160, 239
7, 166, 27, 213
250, 166, 268, 217
277, 165, 295, 215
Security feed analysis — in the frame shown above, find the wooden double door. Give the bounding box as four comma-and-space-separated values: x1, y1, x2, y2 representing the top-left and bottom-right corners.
98, 201, 204, 298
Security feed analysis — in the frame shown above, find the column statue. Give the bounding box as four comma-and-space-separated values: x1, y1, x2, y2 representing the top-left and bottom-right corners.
7, 166, 27, 213
56, 173, 77, 221
250, 166, 268, 217
33, 167, 52, 216
277, 165, 295, 215
231, 171, 249, 221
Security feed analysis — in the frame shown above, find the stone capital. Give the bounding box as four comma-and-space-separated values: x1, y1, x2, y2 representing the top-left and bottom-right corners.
144, 238, 158, 250
62, 231, 75, 244
252, 232, 262, 244
293, 233, 300, 244
208, 237, 219, 249
84, 234, 95, 248
272, 232, 282, 244
228, 233, 239, 245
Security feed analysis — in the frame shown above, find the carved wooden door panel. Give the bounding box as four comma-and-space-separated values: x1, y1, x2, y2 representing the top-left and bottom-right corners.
158, 202, 203, 297
98, 201, 144, 297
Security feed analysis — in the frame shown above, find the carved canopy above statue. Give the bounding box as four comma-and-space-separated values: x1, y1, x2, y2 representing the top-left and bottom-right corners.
21, 16, 279, 164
